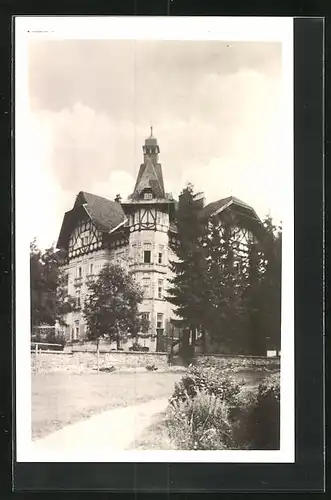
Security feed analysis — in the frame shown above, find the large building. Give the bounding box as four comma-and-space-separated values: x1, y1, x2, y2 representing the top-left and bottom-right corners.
57, 129, 266, 347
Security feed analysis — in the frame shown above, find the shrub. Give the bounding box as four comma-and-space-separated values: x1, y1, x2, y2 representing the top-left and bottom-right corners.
145, 363, 158, 371
169, 364, 245, 411
167, 364, 280, 450
195, 356, 280, 374
167, 391, 235, 450
247, 371, 280, 449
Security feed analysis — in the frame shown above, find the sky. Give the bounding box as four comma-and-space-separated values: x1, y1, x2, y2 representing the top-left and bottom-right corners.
26, 38, 285, 249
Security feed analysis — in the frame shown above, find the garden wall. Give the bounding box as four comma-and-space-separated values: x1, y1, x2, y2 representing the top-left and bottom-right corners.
31, 350, 169, 374
195, 353, 280, 370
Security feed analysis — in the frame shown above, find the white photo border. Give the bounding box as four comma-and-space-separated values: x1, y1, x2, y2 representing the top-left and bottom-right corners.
15, 15, 294, 463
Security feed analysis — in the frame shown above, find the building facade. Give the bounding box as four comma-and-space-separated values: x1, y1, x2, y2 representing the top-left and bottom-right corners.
57, 129, 179, 343
57, 129, 268, 347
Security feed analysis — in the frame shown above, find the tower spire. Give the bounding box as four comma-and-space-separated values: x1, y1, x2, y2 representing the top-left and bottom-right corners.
150, 125, 153, 137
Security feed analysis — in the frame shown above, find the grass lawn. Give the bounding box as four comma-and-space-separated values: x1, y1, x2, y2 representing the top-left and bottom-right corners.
32, 371, 183, 440
130, 411, 174, 450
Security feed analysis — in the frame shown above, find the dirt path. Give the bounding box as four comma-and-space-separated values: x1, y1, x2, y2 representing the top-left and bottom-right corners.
32, 397, 170, 454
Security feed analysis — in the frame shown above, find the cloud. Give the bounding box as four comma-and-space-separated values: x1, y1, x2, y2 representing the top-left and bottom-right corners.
27, 39, 284, 247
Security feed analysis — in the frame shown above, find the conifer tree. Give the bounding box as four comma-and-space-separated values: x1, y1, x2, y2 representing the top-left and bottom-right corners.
258, 217, 282, 353
167, 184, 208, 346
203, 212, 247, 353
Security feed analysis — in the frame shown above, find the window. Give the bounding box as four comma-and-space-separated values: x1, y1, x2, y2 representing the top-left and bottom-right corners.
158, 253, 163, 264
141, 312, 150, 321
90, 263, 93, 275
144, 250, 151, 263
157, 313, 163, 329
143, 277, 150, 297
78, 267, 82, 278
144, 192, 153, 200
76, 290, 81, 308
158, 279, 163, 299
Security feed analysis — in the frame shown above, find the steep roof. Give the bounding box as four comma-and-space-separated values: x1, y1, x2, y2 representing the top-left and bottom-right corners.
57, 191, 126, 250
74, 191, 125, 231
131, 159, 165, 199
201, 196, 259, 220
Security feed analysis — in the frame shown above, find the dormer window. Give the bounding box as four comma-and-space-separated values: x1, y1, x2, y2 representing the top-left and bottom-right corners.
144, 192, 153, 200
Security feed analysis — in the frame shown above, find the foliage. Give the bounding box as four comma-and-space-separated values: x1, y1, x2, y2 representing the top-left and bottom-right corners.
83, 263, 147, 347
167, 364, 280, 450
194, 355, 280, 373
129, 342, 150, 352
258, 217, 282, 352
246, 371, 280, 449
167, 184, 208, 336
167, 391, 234, 450
167, 182, 282, 356
145, 363, 158, 371
169, 363, 245, 411
30, 239, 75, 329
32, 329, 66, 351
203, 212, 248, 352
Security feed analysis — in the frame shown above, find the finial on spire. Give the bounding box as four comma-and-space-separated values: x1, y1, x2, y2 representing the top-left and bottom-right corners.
150, 125, 153, 137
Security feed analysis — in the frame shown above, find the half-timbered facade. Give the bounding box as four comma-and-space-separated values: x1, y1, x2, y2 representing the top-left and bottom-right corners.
57, 129, 267, 347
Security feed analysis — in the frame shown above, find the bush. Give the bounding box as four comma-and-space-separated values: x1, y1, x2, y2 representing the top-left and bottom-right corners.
167, 391, 234, 450
145, 363, 158, 371
167, 365, 280, 450
247, 372, 280, 449
32, 330, 66, 351
169, 364, 245, 411
195, 356, 280, 373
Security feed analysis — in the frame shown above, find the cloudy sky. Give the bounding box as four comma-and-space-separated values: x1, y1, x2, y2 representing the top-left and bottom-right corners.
27, 38, 284, 249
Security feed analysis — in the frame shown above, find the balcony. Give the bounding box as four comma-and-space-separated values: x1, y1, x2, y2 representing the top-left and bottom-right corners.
129, 262, 167, 274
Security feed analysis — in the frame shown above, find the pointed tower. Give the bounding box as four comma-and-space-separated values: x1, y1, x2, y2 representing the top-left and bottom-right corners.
122, 129, 176, 339
131, 127, 165, 201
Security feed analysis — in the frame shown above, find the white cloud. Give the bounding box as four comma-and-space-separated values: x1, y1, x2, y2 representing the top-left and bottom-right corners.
26, 40, 285, 247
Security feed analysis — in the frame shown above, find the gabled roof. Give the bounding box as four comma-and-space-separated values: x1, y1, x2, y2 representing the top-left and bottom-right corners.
131, 159, 165, 199
57, 191, 126, 250
201, 196, 259, 221
74, 192, 125, 231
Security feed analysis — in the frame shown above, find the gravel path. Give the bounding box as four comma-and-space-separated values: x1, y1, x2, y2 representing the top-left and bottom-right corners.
32, 398, 170, 454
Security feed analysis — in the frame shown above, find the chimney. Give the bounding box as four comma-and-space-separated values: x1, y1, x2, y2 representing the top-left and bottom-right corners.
115, 194, 122, 203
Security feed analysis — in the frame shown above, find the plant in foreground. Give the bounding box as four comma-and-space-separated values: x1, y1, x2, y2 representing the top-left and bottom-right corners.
167, 390, 235, 450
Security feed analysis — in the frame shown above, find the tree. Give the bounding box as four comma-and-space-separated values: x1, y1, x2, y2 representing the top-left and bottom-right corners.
83, 263, 147, 361
30, 240, 75, 332
30, 239, 45, 329
242, 238, 267, 355
203, 212, 247, 353
258, 217, 282, 353
167, 184, 208, 350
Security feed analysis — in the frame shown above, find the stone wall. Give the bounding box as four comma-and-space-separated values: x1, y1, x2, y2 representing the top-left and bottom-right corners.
195, 353, 280, 369
31, 350, 169, 374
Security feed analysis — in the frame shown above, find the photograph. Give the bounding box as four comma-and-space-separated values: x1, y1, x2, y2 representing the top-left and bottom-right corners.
15, 16, 294, 463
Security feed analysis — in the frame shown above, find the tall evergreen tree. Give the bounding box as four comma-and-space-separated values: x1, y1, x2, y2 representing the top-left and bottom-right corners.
167, 184, 208, 347
242, 238, 266, 355
203, 212, 247, 353
258, 217, 282, 353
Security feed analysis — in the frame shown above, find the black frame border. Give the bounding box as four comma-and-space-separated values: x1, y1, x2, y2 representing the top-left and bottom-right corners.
0, 11, 325, 495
